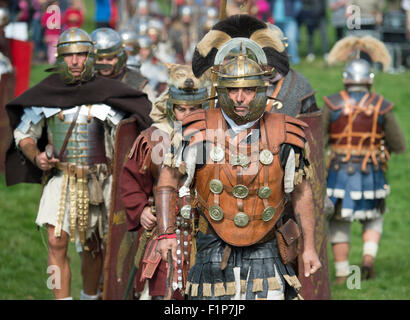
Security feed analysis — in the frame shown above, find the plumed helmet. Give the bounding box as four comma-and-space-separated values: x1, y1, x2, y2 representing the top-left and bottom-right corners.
0, 7, 9, 27
216, 52, 268, 125
90, 27, 127, 75
166, 86, 209, 125
192, 15, 289, 79
267, 23, 288, 48
343, 59, 375, 85
56, 27, 95, 84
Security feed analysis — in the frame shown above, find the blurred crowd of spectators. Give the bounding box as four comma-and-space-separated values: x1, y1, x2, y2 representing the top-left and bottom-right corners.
0, 0, 86, 64
0, 0, 409, 69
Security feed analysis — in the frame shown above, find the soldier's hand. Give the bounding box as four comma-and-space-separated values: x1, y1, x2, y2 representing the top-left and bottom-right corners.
157, 238, 177, 262
302, 248, 322, 277
141, 206, 157, 230
35, 152, 59, 171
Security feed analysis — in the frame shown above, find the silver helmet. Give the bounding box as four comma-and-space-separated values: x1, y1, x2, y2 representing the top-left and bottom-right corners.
166, 86, 209, 125
343, 59, 375, 85
56, 27, 95, 84
147, 19, 163, 40
90, 27, 127, 76
119, 28, 140, 54
0, 7, 9, 27
138, 35, 152, 49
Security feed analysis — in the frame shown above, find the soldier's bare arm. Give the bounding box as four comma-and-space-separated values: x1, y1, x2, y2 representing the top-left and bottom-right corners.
292, 179, 322, 277
18, 137, 59, 171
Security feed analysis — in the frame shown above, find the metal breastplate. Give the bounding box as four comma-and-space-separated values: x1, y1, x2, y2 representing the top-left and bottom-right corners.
48, 113, 107, 165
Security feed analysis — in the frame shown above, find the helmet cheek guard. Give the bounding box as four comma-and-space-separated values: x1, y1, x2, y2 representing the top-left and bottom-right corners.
215, 49, 268, 125
90, 27, 128, 77
113, 49, 127, 75
56, 51, 95, 85
216, 86, 267, 125
56, 28, 95, 84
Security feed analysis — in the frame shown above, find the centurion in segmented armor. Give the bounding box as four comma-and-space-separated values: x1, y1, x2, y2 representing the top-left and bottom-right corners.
56, 28, 96, 84
15, 28, 125, 244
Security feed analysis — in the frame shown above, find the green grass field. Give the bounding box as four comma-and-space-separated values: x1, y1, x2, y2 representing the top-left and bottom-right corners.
1, 0, 410, 300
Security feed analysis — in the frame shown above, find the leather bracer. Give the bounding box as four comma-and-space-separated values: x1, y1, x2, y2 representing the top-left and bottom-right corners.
155, 186, 177, 235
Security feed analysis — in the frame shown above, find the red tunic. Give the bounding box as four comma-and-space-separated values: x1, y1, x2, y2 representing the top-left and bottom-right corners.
120, 126, 169, 297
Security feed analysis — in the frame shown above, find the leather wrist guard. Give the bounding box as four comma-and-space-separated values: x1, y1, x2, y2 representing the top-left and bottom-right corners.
155, 186, 177, 235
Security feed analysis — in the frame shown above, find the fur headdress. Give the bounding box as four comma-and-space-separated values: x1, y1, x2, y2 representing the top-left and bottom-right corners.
327, 35, 391, 71
191, 14, 289, 78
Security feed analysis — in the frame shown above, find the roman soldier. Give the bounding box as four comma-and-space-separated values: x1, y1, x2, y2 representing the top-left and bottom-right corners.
189, 14, 330, 299
324, 36, 406, 283
155, 40, 321, 300
5, 27, 152, 300
119, 75, 209, 299
138, 35, 168, 96
90, 27, 156, 103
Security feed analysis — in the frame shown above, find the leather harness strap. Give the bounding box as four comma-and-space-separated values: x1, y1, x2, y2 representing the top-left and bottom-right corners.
57, 105, 82, 160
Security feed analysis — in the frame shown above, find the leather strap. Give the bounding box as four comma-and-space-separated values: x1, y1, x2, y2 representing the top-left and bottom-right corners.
58, 106, 82, 160
266, 77, 285, 112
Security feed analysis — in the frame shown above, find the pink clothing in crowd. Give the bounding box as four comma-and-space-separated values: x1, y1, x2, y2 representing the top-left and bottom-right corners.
41, 10, 61, 64
62, 8, 85, 30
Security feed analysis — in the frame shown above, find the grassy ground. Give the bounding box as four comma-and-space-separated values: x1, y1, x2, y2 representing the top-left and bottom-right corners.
297, 59, 410, 299
1, 0, 410, 300
4, 59, 410, 300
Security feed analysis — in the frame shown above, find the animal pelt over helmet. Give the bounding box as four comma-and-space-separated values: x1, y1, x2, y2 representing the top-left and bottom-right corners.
191, 14, 289, 78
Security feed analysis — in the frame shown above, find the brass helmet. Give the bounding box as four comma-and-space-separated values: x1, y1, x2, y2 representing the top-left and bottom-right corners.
166, 85, 209, 126
90, 27, 127, 76
56, 27, 95, 84
216, 53, 268, 125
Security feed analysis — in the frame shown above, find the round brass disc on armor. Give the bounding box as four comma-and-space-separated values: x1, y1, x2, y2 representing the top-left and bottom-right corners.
210, 146, 224, 162
230, 153, 250, 168
234, 212, 249, 227
260, 149, 273, 165
232, 184, 249, 199
209, 179, 223, 194
346, 163, 355, 175
209, 205, 224, 221
258, 186, 272, 199
180, 205, 191, 219
262, 207, 275, 222
333, 162, 340, 171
